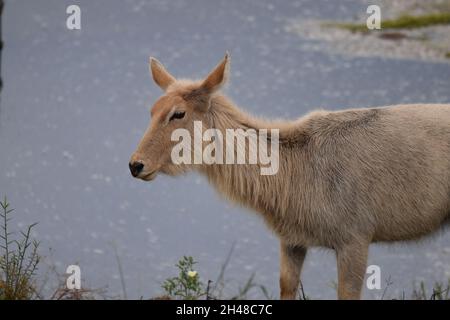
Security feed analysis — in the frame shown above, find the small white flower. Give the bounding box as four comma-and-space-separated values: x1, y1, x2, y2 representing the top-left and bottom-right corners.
187, 270, 198, 278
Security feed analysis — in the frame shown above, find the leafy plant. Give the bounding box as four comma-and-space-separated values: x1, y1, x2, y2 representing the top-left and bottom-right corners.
162, 256, 206, 300
0, 197, 40, 300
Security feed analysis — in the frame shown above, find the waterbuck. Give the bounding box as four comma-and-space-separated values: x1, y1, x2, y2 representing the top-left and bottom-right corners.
129, 53, 450, 299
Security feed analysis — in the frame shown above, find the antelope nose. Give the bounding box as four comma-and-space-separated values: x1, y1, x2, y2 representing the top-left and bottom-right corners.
129, 161, 144, 177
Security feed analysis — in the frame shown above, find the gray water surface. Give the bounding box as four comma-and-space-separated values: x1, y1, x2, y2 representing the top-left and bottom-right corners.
1, 0, 450, 299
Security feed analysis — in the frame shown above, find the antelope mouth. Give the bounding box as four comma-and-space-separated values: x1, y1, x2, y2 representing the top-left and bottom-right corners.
141, 170, 158, 181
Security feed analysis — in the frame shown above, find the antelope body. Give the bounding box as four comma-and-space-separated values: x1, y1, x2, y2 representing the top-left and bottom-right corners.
130, 54, 450, 299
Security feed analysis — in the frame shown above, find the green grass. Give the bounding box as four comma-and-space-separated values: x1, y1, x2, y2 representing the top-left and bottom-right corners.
412, 280, 450, 300
330, 12, 450, 33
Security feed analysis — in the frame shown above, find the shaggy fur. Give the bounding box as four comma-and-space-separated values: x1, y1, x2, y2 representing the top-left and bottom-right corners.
130, 54, 450, 299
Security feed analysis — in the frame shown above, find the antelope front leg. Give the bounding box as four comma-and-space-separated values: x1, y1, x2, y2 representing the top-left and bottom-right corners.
280, 242, 307, 300
335, 241, 369, 300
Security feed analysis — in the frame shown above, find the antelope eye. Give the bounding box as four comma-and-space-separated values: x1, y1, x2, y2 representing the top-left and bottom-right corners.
169, 111, 186, 121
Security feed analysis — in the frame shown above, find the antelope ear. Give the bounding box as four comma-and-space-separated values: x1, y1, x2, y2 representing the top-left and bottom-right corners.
200, 53, 230, 94
149, 57, 176, 91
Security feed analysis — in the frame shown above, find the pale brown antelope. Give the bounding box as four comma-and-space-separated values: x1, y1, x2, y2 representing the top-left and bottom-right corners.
129, 53, 450, 299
